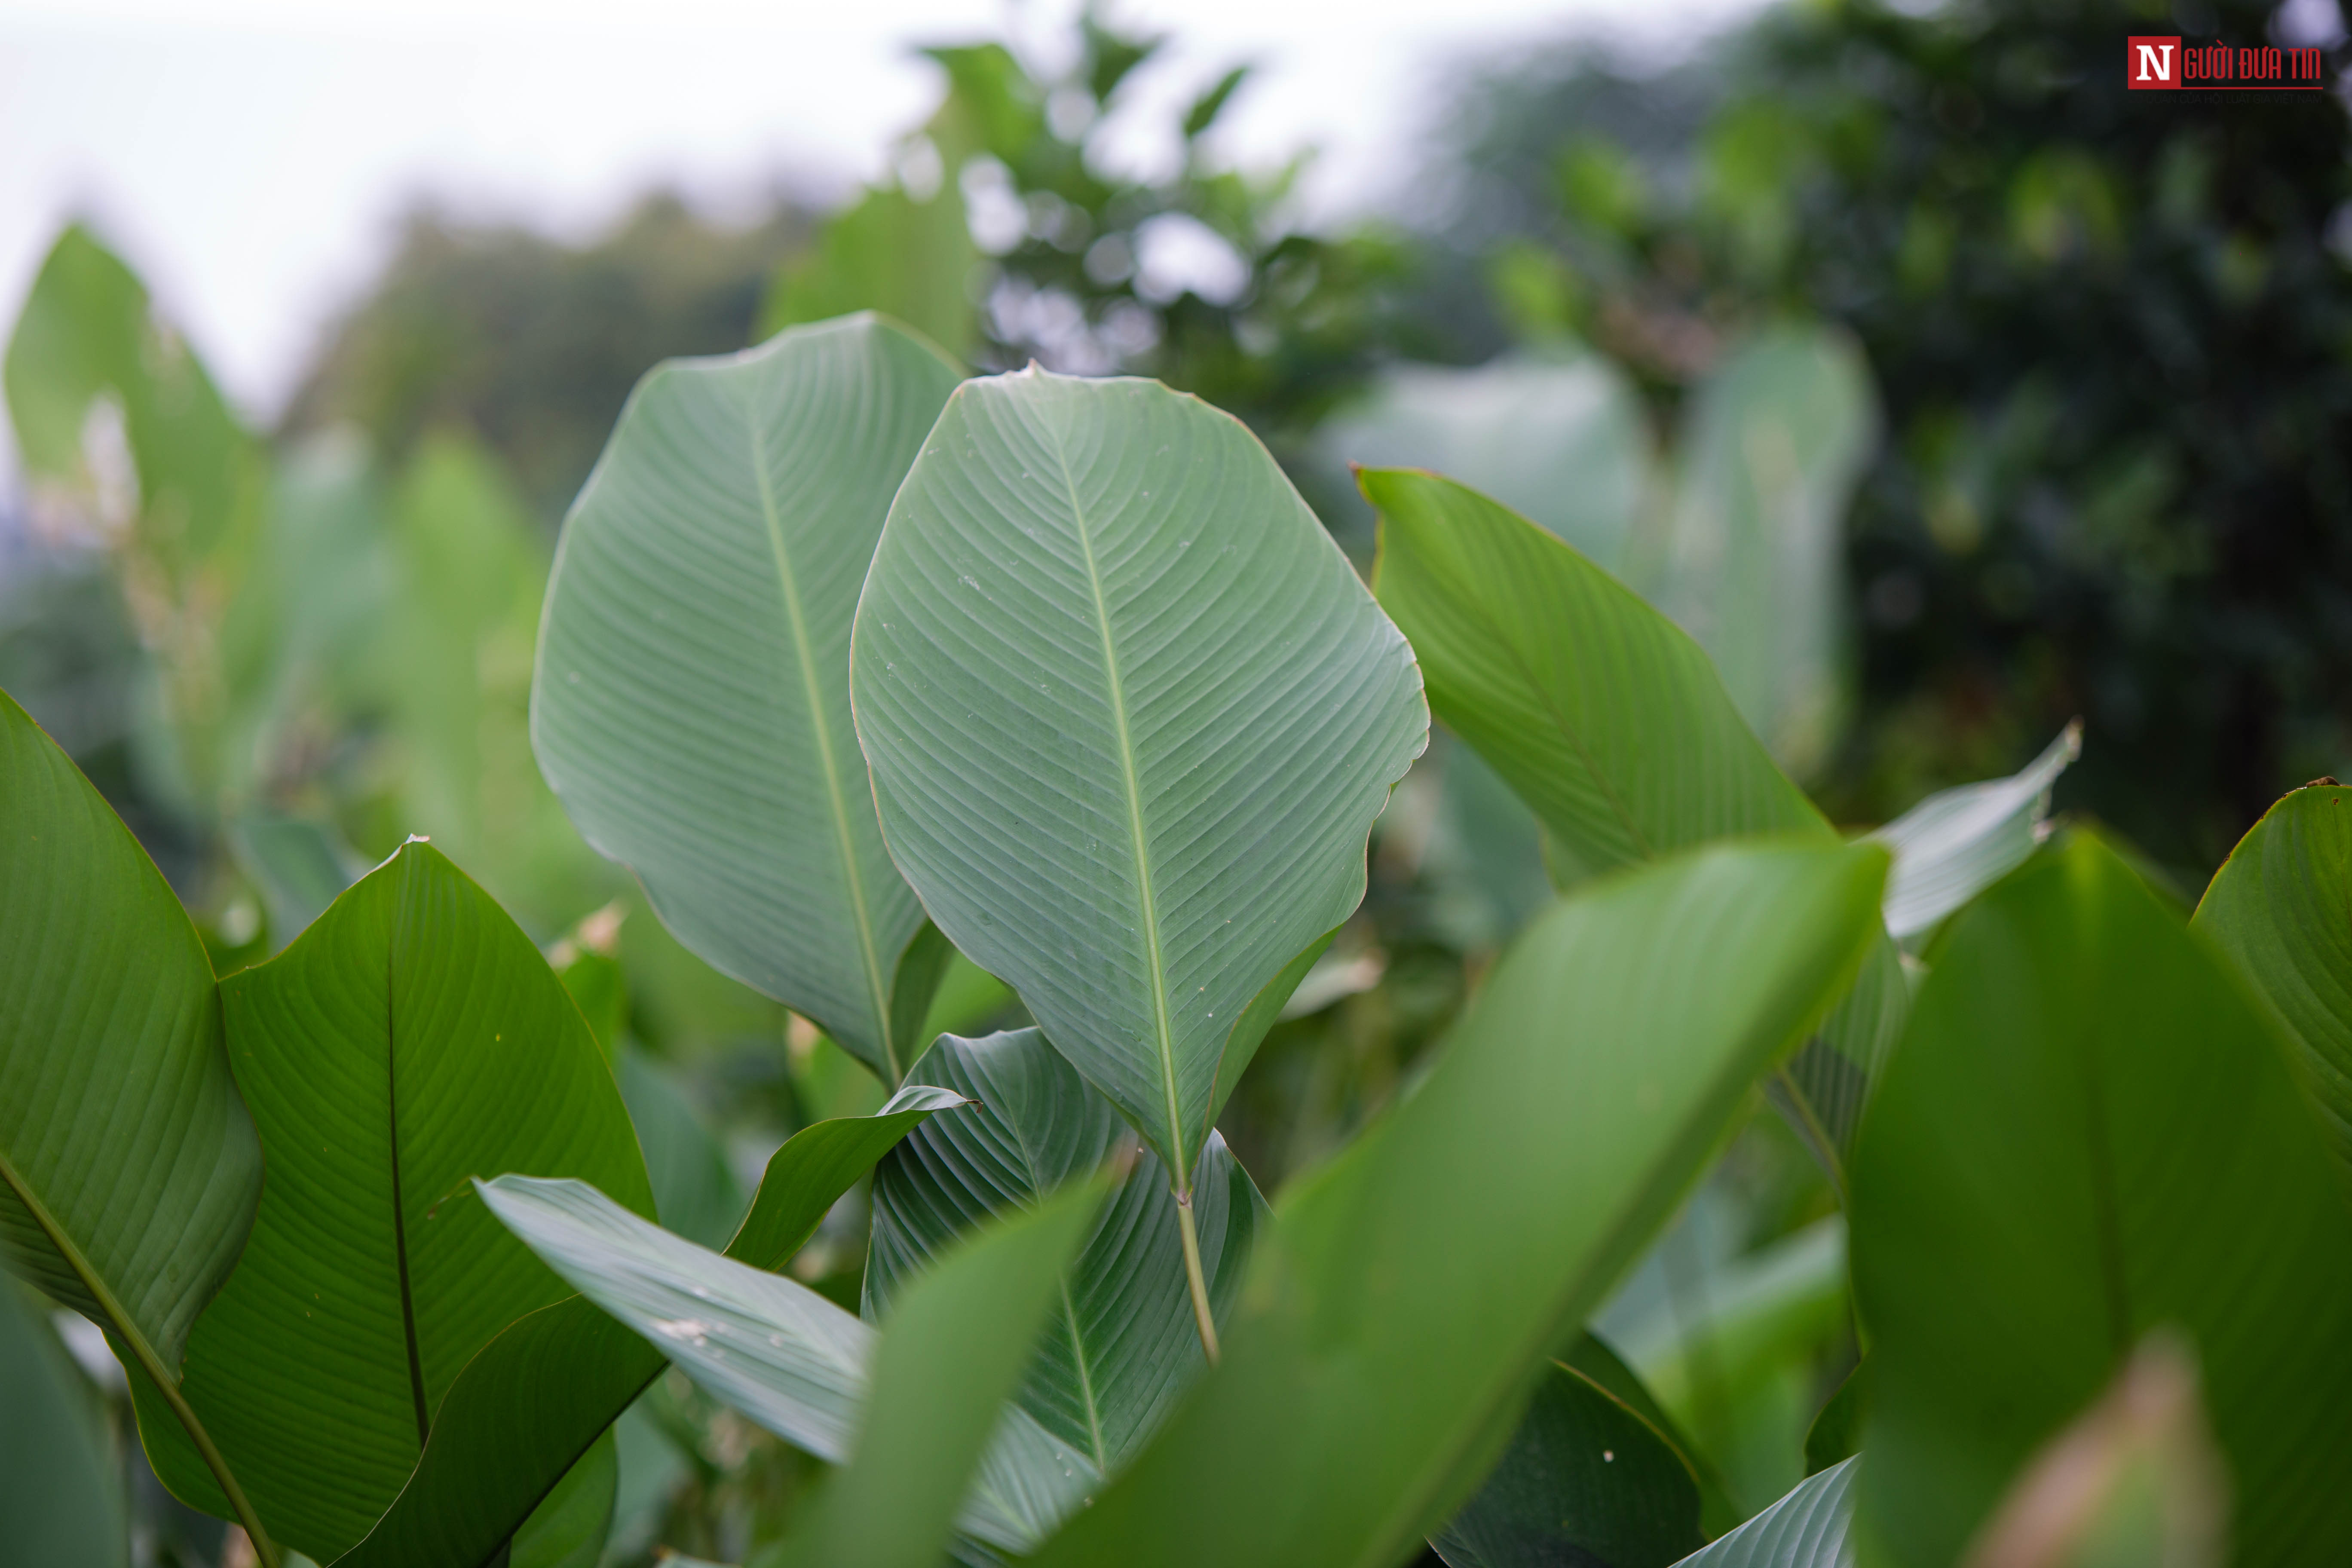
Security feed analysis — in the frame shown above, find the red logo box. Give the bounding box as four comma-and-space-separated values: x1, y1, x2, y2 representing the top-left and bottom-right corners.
2128, 35, 2183, 88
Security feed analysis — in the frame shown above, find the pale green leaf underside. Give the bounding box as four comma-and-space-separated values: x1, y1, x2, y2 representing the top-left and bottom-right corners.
866, 1029, 1265, 1473
1669, 1458, 1856, 1568
481, 1175, 1099, 1555
1871, 722, 2078, 942
854, 369, 1427, 1173
534, 314, 964, 1081
2192, 783, 2352, 1169
131, 841, 655, 1560
0, 689, 261, 1373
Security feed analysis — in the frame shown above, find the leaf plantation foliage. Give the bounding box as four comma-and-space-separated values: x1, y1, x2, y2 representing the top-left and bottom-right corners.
3, 307, 2349, 1568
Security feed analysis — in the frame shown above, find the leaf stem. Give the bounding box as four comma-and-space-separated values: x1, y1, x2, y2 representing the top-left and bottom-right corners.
1174, 1190, 1220, 1365
0, 1150, 280, 1568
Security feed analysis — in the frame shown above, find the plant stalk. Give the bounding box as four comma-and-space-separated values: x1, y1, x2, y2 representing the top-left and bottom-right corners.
1174, 1188, 1221, 1365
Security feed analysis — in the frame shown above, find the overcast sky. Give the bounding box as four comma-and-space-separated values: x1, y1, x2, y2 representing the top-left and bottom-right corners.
0, 0, 1767, 444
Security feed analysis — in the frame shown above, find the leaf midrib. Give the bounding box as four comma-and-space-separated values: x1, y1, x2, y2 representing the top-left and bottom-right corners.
746, 401, 899, 1078
1041, 400, 1186, 1184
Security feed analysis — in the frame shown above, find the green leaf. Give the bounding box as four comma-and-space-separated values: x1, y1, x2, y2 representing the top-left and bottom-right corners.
339, 1082, 962, 1568
1366, 468, 1895, 1174
1429, 1359, 1705, 1568
1365, 467, 1830, 887
773, 1178, 1104, 1568
1641, 325, 1875, 779
1666, 1458, 1856, 1568
0, 689, 267, 1531
2190, 781, 2352, 1171
508, 1427, 616, 1568
1323, 353, 1654, 573
1027, 839, 1886, 1568
1871, 723, 2079, 943
864, 1029, 1267, 1473
533, 314, 965, 1083
1850, 832, 2352, 1567
852, 368, 1427, 1178
0, 1279, 128, 1568
478, 1175, 1100, 1555
1562, 1332, 1739, 1537
127, 840, 654, 1562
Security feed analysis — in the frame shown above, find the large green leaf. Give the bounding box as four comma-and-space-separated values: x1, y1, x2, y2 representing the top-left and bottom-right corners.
1028, 839, 1886, 1568
852, 368, 1428, 1178
479, 1175, 1101, 1555
2190, 781, 2352, 1170
772, 1178, 1103, 1568
1365, 467, 1829, 885
1429, 1358, 1705, 1568
1366, 468, 1896, 1176
865, 1029, 1266, 1473
1666, 1458, 1856, 1568
1642, 325, 1874, 779
508, 1428, 616, 1568
0, 1278, 128, 1568
339, 1082, 962, 1568
0, 690, 267, 1534
1850, 832, 2352, 1567
533, 314, 965, 1081
126, 840, 654, 1562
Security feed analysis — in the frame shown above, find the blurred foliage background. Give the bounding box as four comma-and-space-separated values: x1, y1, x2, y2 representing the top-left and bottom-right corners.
1, 0, 2346, 1562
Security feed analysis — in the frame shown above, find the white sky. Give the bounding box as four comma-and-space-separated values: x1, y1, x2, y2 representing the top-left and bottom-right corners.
0, 0, 1767, 446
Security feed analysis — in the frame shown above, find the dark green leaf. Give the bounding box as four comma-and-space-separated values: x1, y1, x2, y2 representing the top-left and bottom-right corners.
1850, 832, 2352, 1566
508, 1427, 616, 1568
1802, 1362, 1866, 1477
0, 689, 266, 1539
865, 1029, 1266, 1473
340, 1084, 961, 1568
2190, 781, 2352, 1171
129, 840, 653, 1562
533, 314, 965, 1082
1028, 839, 1886, 1568
853, 368, 1427, 1178
1430, 1360, 1705, 1568
229, 814, 366, 954
1182, 65, 1252, 140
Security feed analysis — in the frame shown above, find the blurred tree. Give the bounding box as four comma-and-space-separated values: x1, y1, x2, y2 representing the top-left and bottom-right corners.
1438, 0, 2352, 871
763, 12, 1428, 466
283, 193, 816, 522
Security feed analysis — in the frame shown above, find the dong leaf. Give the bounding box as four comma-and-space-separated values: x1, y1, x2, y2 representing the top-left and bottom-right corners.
128, 840, 654, 1562
534, 314, 965, 1081
865, 1029, 1266, 1473
1028, 839, 1886, 1568
771, 1178, 1105, 1568
0, 690, 267, 1538
480, 1176, 1101, 1556
340, 1083, 963, 1568
1850, 832, 2352, 1567
852, 368, 1427, 1179
1429, 1359, 1706, 1568
2190, 781, 2352, 1171
1365, 468, 1828, 886
1667, 1458, 1856, 1568
1366, 469, 1896, 1175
